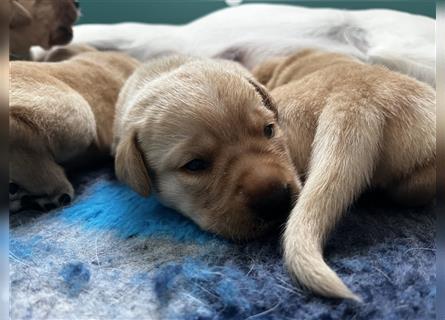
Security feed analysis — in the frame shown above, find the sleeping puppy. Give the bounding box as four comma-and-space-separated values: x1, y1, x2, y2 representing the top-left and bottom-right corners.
59, 4, 435, 86
10, 0, 79, 59
9, 46, 139, 212
113, 55, 301, 240
253, 49, 436, 300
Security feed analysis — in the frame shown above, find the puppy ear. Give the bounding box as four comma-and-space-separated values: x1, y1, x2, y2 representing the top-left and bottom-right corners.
10, 1, 32, 28
246, 78, 279, 118
115, 131, 151, 197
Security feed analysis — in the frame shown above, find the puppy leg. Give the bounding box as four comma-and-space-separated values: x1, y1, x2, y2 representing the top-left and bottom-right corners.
9, 151, 74, 212
283, 102, 385, 300
387, 163, 435, 207
9, 88, 96, 212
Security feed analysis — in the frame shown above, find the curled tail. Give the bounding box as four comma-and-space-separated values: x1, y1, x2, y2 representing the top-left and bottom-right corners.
283, 101, 385, 301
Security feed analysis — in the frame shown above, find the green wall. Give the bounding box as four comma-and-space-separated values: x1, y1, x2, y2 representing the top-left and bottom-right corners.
77, 0, 435, 25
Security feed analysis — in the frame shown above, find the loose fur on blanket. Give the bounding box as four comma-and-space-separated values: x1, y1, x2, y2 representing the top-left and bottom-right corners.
10, 167, 435, 319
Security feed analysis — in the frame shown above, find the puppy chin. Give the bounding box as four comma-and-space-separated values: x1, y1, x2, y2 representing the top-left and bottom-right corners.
200, 212, 279, 242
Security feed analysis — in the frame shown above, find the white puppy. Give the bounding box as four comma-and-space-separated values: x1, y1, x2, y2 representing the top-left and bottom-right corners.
37, 4, 435, 87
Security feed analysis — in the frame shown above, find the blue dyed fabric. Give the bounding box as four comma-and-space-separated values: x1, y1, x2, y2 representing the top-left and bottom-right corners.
10, 168, 436, 319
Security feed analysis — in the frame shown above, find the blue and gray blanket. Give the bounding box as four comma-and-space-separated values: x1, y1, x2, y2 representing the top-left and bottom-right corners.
10, 166, 435, 319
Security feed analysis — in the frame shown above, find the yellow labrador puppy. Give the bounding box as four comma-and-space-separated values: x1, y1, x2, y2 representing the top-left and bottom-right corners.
9, 0, 79, 59
253, 49, 435, 300
10, 46, 139, 211
113, 55, 302, 240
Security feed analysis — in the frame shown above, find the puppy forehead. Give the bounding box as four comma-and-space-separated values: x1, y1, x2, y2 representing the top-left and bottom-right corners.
165, 79, 270, 138
138, 66, 275, 159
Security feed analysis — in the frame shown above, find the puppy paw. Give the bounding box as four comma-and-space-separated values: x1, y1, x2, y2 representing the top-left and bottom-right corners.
9, 181, 74, 213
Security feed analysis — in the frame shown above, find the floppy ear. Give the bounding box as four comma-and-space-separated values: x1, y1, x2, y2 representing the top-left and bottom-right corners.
246, 78, 279, 119
10, 1, 32, 28
114, 131, 151, 197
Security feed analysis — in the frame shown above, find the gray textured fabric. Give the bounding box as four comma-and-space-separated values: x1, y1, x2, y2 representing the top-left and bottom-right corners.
10, 169, 435, 319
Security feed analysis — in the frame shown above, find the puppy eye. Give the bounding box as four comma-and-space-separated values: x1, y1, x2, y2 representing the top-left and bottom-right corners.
9, 183, 19, 195
183, 159, 210, 172
264, 124, 275, 138
74, 0, 80, 8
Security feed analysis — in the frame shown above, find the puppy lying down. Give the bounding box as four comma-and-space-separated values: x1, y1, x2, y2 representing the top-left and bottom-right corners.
9, 47, 139, 211
253, 50, 435, 300
113, 55, 302, 239
116, 51, 435, 300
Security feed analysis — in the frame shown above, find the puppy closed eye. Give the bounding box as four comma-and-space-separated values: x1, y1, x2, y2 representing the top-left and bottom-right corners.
182, 159, 210, 172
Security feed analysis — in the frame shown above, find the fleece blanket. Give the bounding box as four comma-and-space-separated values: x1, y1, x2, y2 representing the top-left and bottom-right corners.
10, 166, 436, 319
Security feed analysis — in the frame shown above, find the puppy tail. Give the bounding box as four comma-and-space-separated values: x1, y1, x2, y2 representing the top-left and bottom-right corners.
284, 101, 385, 301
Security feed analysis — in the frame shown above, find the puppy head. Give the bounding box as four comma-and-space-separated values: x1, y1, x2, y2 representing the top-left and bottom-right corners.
116, 62, 302, 240
10, 0, 79, 55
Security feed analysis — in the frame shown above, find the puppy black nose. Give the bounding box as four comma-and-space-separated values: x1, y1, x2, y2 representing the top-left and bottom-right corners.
60, 26, 73, 39
50, 27, 73, 46
249, 185, 293, 222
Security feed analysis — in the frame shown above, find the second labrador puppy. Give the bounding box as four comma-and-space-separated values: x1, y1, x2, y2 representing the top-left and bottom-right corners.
10, 47, 139, 211
253, 49, 436, 300
113, 55, 302, 240
10, 0, 79, 59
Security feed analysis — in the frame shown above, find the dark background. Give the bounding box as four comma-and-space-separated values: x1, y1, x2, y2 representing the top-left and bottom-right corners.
76, 0, 435, 25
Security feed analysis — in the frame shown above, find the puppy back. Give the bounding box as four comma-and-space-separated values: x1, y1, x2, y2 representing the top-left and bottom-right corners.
253, 49, 362, 89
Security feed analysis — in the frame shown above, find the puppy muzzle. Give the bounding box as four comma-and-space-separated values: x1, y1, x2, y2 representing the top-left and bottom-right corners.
49, 26, 73, 47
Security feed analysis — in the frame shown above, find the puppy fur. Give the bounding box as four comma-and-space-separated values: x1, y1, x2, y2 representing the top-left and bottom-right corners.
114, 55, 301, 240
10, 47, 139, 211
10, 0, 79, 59
63, 4, 435, 87
253, 49, 436, 300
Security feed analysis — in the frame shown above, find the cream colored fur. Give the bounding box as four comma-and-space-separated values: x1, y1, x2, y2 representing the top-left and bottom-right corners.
115, 51, 434, 298
9, 47, 139, 211
114, 55, 301, 240
253, 49, 436, 300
